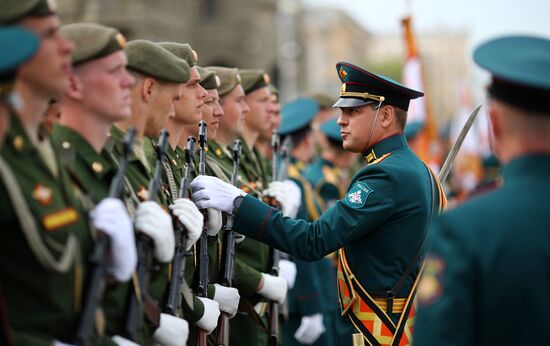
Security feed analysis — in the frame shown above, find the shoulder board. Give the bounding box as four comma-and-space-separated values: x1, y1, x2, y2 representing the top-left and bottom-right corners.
368, 152, 392, 165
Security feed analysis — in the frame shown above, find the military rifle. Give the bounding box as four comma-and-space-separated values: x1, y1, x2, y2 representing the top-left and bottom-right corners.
75, 127, 136, 345
195, 121, 209, 346
216, 139, 242, 346
267, 133, 293, 346
123, 129, 169, 340
164, 136, 197, 315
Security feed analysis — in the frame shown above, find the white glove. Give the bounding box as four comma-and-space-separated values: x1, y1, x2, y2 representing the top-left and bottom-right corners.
90, 198, 136, 282
152, 313, 189, 346
235, 232, 246, 244
135, 201, 175, 263
294, 313, 326, 345
169, 198, 204, 250
53, 341, 76, 346
206, 208, 223, 236
279, 259, 297, 289
263, 180, 302, 218
191, 176, 246, 214
257, 273, 288, 304
196, 297, 221, 334
213, 283, 240, 318
111, 335, 140, 346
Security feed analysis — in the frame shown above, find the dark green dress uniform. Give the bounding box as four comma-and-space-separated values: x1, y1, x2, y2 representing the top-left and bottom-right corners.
415, 35, 550, 346
0, 114, 92, 345
225, 61, 444, 345
51, 125, 136, 340
234, 134, 437, 335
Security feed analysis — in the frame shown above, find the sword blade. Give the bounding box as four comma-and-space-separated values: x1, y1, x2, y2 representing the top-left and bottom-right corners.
438, 104, 483, 183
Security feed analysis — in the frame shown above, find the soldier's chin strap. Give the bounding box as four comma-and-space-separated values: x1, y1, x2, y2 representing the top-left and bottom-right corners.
361, 100, 384, 155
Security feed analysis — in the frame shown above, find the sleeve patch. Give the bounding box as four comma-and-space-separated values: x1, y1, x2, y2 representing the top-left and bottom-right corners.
344, 181, 373, 208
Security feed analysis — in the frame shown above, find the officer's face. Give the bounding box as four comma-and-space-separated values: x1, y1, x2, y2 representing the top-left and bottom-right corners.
338, 104, 382, 153
201, 89, 223, 140
219, 85, 248, 138
75, 51, 135, 122
145, 82, 182, 137
17, 15, 74, 100
244, 86, 272, 134
174, 66, 207, 125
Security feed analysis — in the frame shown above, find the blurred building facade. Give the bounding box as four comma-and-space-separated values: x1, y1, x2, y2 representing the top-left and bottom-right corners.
57, 0, 371, 102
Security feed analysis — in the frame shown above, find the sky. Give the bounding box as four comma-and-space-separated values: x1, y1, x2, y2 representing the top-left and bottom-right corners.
301, 0, 550, 46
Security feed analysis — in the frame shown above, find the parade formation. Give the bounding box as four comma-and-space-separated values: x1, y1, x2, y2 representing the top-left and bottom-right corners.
0, 0, 549, 345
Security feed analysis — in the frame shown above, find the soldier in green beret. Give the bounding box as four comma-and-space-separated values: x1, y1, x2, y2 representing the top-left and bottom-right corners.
112, 39, 208, 345
50, 23, 196, 346
191, 61, 447, 345
254, 84, 282, 168
178, 65, 243, 333
0, 2, 139, 345
415, 35, 550, 346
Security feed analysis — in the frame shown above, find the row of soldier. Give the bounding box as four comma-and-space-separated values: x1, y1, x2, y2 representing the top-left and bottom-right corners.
3, 0, 550, 346
0, 1, 359, 345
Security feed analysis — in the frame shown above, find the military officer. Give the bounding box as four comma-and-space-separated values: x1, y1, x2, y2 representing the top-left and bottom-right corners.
0, 1, 138, 344
414, 35, 550, 346
254, 83, 281, 165
191, 61, 446, 345
0, 24, 39, 346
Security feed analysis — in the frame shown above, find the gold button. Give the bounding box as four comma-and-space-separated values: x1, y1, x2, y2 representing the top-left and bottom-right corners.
13, 136, 24, 151
92, 162, 103, 173
62, 141, 71, 149
215, 148, 222, 157
172, 159, 178, 166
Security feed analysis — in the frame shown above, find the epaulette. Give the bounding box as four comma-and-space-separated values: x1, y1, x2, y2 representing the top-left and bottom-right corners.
368, 152, 392, 165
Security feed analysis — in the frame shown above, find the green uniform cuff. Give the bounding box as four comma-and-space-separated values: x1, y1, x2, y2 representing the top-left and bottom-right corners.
234, 195, 275, 242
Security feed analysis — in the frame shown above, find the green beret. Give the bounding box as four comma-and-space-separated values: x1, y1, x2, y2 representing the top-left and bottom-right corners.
157, 42, 197, 67
0, 0, 56, 24
61, 23, 126, 66
239, 69, 270, 94
197, 66, 219, 90
125, 40, 190, 83
206, 66, 241, 97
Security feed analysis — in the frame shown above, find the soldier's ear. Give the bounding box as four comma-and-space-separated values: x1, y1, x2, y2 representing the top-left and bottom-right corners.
141, 77, 156, 102
65, 73, 84, 101
379, 105, 394, 129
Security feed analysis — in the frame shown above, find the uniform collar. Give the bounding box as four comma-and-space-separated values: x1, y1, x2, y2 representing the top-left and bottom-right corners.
52, 124, 114, 179
362, 134, 406, 164
502, 154, 550, 182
